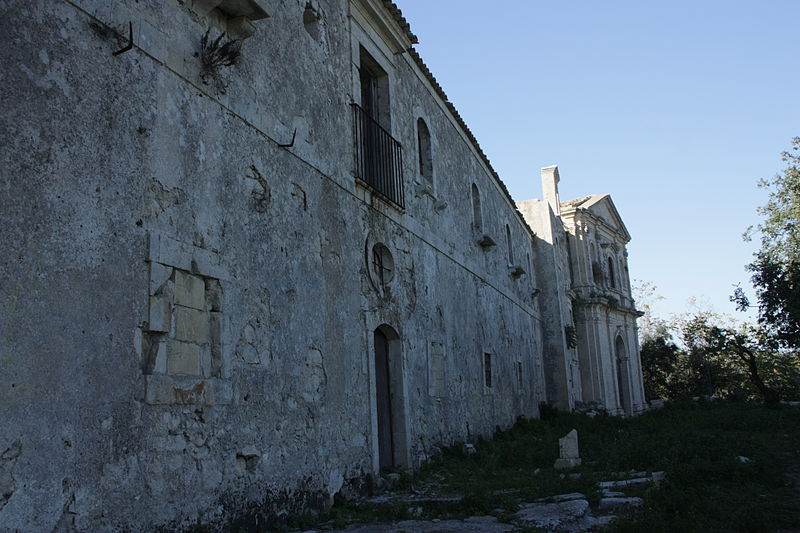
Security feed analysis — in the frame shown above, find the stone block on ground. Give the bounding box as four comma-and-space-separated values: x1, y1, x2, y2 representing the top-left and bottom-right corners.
554, 429, 581, 470
536, 492, 586, 503
332, 516, 515, 532
598, 497, 644, 512
612, 470, 648, 478
516, 499, 589, 529
397, 494, 463, 504
597, 476, 651, 489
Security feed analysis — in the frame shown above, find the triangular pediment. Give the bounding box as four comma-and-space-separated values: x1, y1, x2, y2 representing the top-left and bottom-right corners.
351, 0, 418, 53
563, 194, 631, 241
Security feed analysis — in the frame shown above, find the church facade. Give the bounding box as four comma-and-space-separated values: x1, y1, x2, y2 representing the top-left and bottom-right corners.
0, 0, 644, 530
519, 167, 646, 416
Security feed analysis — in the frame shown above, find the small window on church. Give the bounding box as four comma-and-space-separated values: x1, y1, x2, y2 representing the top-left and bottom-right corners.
429, 342, 446, 398
608, 256, 616, 288
592, 261, 603, 286
565, 234, 574, 281
471, 183, 482, 232
483, 352, 492, 388
506, 224, 514, 265
371, 243, 394, 288
303, 4, 322, 41
417, 118, 432, 183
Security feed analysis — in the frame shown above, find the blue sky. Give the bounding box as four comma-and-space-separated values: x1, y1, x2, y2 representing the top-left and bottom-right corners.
397, 0, 800, 322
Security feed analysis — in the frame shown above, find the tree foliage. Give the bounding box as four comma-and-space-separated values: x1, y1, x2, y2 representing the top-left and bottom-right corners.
640, 312, 800, 403
738, 137, 800, 349
696, 322, 780, 404
632, 279, 667, 342
642, 138, 800, 403
748, 137, 800, 261
640, 334, 679, 401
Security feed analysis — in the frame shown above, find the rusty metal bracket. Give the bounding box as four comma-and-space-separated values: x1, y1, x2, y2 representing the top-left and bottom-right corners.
112, 22, 134, 56
278, 128, 297, 148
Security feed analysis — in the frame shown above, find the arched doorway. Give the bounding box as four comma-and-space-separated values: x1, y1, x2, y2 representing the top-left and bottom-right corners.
615, 335, 632, 415
373, 325, 406, 469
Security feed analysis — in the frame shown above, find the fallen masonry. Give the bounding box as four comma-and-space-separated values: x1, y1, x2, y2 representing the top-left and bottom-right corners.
596, 471, 666, 489
309, 472, 664, 532
553, 429, 582, 470
312, 515, 516, 533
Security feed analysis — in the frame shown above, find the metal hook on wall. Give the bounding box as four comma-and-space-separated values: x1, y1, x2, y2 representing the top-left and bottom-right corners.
278, 129, 297, 149
112, 22, 134, 56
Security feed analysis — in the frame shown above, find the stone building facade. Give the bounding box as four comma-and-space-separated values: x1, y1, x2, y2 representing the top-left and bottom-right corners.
519, 167, 647, 416
0, 0, 643, 530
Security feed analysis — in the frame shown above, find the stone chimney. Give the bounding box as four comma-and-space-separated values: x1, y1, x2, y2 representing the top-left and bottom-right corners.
541, 165, 561, 216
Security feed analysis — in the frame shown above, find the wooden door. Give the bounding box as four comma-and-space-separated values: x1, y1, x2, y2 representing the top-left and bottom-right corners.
374, 329, 394, 469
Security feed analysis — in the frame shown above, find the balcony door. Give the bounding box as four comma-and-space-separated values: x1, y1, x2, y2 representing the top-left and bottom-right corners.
352, 47, 404, 208
360, 65, 380, 123
358, 46, 388, 127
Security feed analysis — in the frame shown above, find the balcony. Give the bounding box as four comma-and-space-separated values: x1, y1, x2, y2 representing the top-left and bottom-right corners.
351, 103, 405, 209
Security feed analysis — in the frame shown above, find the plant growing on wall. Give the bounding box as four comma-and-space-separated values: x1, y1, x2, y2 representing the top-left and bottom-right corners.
564, 325, 577, 349
199, 30, 241, 89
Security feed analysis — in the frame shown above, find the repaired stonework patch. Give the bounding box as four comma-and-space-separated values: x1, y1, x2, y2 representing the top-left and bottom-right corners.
142, 233, 228, 404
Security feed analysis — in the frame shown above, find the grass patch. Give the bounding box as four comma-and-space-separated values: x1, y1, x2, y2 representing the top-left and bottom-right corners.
326, 402, 800, 531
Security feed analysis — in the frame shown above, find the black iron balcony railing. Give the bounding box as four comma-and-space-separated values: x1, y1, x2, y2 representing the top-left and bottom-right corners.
351, 103, 405, 209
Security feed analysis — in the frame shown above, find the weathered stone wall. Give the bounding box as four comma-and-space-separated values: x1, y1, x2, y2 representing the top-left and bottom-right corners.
517, 168, 580, 412
0, 0, 546, 530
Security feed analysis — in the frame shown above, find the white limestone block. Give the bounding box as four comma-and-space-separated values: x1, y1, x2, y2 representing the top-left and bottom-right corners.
148, 295, 172, 333
144, 374, 175, 405
174, 271, 205, 310
149, 262, 173, 296
598, 497, 643, 511
167, 340, 201, 376
554, 429, 581, 469
151, 341, 168, 374
174, 306, 210, 344
516, 499, 589, 529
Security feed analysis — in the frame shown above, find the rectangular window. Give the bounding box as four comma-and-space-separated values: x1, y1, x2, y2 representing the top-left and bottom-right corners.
516, 361, 524, 389
483, 352, 492, 389
429, 341, 445, 398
